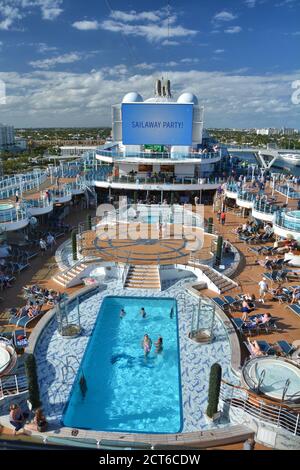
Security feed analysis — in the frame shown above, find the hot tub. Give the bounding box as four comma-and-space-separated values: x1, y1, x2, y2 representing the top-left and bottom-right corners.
242, 357, 300, 403
0, 346, 11, 374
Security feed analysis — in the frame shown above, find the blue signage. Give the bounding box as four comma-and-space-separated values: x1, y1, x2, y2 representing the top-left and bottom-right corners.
122, 103, 193, 146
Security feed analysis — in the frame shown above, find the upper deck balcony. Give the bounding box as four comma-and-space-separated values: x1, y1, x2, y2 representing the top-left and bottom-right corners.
96, 148, 222, 164
26, 196, 54, 216
0, 203, 29, 232
94, 173, 227, 191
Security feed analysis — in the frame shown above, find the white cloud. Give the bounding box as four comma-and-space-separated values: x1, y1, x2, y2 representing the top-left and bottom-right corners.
245, 0, 257, 7
135, 63, 155, 70
225, 26, 242, 34
213, 11, 238, 22
0, 0, 63, 30
161, 39, 180, 46
110, 10, 162, 23
29, 52, 81, 69
37, 42, 58, 53
181, 58, 199, 63
73, 8, 198, 44
214, 49, 225, 54
1, 68, 300, 128
72, 20, 100, 31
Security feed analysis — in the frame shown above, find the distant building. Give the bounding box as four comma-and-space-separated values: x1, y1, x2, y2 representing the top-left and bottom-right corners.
15, 137, 27, 151
281, 127, 298, 136
256, 128, 270, 136
0, 123, 15, 149
256, 128, 281, 136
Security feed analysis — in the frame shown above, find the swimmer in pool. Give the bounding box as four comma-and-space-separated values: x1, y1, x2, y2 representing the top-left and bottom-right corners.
120, 308, 126, 319
154, 336, 163, 354
140, 307, 146, 318
141, 334, 152, 357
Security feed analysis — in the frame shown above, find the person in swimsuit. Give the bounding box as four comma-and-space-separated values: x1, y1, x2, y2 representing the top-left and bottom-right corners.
142, 334, 152, 357
120, 308, 126, 319
154, 337, 163, 354
140, 307, 146, 318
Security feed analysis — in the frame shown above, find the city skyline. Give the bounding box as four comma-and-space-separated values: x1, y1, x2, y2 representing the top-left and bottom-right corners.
0, 0, 299, 128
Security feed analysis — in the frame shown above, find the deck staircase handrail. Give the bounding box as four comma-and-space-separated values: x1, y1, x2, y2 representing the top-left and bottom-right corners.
188, 260, 239, 289
220, 381, 300, 436
0, 372, 28, 400
59, 257, 89, 277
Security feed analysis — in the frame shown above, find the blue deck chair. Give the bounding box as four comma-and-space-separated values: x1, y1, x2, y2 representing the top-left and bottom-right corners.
287, 304, 300, 317
257, 318, 278, 334
223, 295, 240, 307
9, 309, 27, 326
263, 272, 274, 282
231, 318, 254, 335
17, 310, 44, 329
276, 340, 295, 357
211, 297, 228, 309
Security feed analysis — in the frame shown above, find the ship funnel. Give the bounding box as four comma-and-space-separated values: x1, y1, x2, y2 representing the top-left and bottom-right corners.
155, 79, 162, 97
167, 80, 171, 98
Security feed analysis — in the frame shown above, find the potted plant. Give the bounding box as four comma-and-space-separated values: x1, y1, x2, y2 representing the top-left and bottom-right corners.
72, 230, 78, 261
25, 354, 41, 411
206, 363, 222, 423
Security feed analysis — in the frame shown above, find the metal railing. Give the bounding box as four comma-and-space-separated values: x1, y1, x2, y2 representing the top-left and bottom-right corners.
26, 196, 53, 210
236, 191, 256, 203
275, 185, 300, 199
0, 372, 28, 400
0, 205, 28, 224
220, 380, 300, 436
274, 211, 300, 233
253, 200, 280, 215
94, 174, 227, 186
96, 148, 221, 161
50, 188, 72, 199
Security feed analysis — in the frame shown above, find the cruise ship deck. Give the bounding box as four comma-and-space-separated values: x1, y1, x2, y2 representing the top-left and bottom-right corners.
0, 82, 300, 451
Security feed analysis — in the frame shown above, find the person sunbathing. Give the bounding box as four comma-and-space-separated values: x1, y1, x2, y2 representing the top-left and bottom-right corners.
291, 288, 300, 304
247, 338, 265, 357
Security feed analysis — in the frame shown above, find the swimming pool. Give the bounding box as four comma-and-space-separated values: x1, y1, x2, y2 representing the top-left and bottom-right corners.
0, 204, 14, 211
281, 211, 300, 231
63, 296, 182, 433
141, 215, 159, 224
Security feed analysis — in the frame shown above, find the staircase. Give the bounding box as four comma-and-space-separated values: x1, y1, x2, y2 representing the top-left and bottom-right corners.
124, 265, 161, 290
52, 261, 90, 288
188, 262, 238, 294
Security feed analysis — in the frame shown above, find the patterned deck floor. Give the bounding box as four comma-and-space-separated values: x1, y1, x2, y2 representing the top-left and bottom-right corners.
35, 279, 240, 433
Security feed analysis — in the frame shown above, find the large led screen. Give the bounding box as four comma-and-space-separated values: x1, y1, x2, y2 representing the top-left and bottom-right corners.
122, 103, 193, 145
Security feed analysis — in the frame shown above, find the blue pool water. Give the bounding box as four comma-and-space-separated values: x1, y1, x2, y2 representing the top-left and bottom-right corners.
281, 211, 300, 231
63, 296, 182, 433
142, 215, 159, 224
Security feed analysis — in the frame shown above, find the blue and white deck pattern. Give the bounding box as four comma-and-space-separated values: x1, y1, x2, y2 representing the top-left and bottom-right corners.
35, 280, 240, 432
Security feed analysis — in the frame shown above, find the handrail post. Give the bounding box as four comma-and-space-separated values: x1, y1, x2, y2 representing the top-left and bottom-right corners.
295, 413, 299, 436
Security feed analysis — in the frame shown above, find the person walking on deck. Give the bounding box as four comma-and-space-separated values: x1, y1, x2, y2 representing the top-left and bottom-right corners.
220, 211, 226, 226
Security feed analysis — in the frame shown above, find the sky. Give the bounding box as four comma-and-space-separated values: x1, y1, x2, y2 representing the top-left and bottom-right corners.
0, 0, 300, 128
